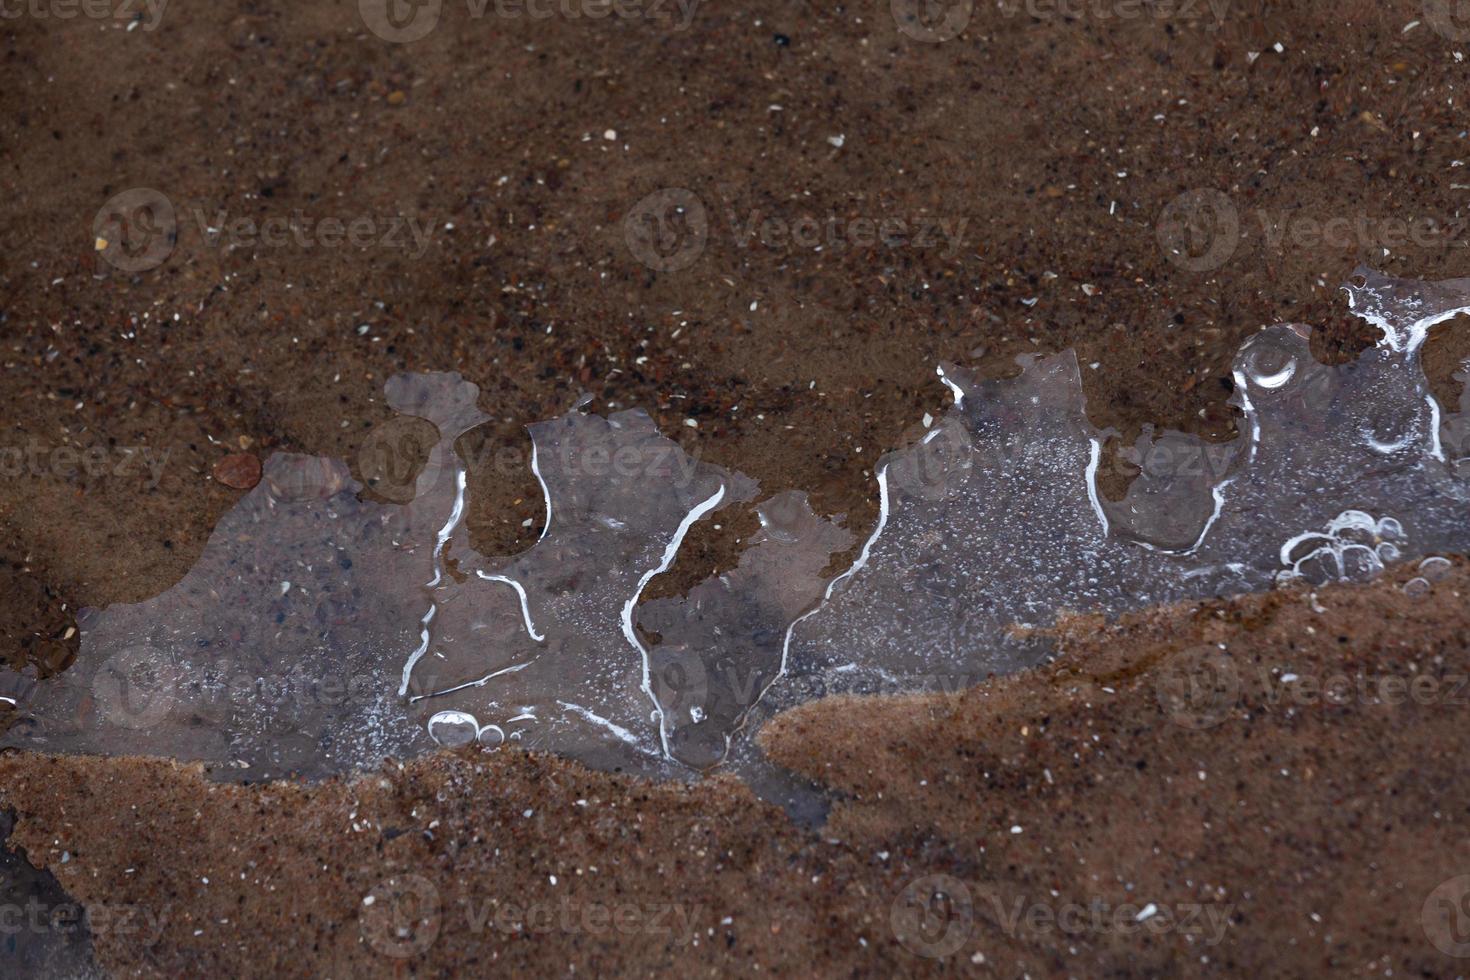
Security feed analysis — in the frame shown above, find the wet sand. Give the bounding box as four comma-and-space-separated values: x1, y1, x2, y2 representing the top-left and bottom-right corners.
4, 0, 1470, 975
4, 564, 1469, 975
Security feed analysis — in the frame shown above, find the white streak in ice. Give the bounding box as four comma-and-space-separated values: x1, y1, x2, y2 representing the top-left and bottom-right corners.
937, 365, 965, 408
531, 442, 553, 543
822, 464, 890, 603
400, 467, 469, 696
427, 469, 467, 588
1427, 393, 1446, 462
624, 484, 728, 760
558, 700, 646, 750
398, 604, 436, 698
409, 659, 530, 703
475, 571, 546, 642
1085, 438, 1110, 537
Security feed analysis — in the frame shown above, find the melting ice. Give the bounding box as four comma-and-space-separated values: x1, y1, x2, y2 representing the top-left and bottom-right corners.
5, 269, 1470, 784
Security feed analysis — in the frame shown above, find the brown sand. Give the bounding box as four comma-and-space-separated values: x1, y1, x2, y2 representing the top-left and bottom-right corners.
5, 0, 1470, 976
3, 564, 1468, 976
7, 0, 1470, 629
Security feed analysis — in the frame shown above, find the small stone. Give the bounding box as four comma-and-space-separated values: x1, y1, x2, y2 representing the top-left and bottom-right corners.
213, 453, 262, 490
387, 90, 407, 106
265, 457, 350, 502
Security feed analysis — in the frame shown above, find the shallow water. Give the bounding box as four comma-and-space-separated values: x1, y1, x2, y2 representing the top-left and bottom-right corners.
5, 268, 1469, 792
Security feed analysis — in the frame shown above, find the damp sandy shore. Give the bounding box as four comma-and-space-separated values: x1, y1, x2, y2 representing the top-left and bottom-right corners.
3, 564, 1470, 976
6, 0, 1470, 976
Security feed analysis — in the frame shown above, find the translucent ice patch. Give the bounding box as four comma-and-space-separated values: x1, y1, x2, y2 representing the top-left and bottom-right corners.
1442, 361, 1470, 478
395, 405, 759, 773
635, 491, 853, 768
1, 373, 492, 778
765, 269, 1470, 716
6, 268, 1470, 787
3, 375, 775, 778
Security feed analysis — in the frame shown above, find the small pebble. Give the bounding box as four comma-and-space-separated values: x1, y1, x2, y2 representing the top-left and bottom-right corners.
213, 453, 262, 490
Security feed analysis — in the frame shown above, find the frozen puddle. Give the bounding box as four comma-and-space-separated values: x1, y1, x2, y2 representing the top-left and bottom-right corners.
5, 269, 1470, 784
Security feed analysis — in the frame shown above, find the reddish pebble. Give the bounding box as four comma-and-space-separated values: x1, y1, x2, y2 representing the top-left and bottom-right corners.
213, 453, 262, 490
